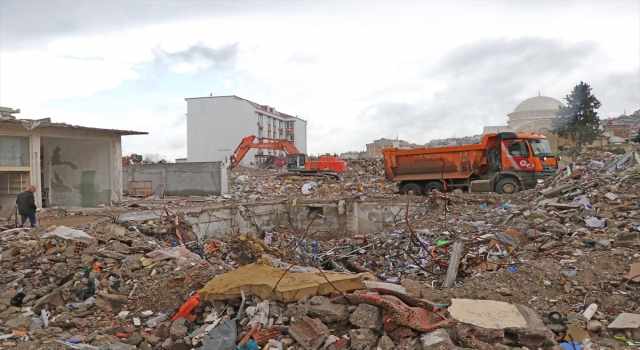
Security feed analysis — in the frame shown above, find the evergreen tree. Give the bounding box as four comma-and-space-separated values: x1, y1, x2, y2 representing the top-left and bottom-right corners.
552, 82, 602, 154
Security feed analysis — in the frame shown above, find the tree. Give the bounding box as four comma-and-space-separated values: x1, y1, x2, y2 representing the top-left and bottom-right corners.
632, 133, 640, 143
552, 82, 602, 154
143, 153, 168, 164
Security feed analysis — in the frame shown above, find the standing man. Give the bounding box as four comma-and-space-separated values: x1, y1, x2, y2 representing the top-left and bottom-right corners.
16, 186, 37, 228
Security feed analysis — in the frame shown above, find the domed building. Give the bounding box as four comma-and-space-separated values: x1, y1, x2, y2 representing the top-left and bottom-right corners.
484, 94, 619, 161
507, 96, 564, 127
484, 94, 578, 160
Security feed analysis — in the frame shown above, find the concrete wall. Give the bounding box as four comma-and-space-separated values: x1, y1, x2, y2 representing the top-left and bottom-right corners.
123, 162, 226, 196
42, 137, 115, 207
293, 118, 307, 154
187, 97, 258, 165
182, 198, 427, 240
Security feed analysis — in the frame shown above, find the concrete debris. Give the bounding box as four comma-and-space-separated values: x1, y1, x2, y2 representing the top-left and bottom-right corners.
0, 149, 639, 348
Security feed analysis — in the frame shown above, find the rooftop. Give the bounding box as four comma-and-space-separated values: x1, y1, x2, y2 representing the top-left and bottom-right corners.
0, 115, 148, 136
604, 120, 630, 126
185, 95, 305, 121
512, 96, 564, 113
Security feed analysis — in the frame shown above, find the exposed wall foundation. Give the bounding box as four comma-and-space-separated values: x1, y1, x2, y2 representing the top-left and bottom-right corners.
178, 197, 429, 239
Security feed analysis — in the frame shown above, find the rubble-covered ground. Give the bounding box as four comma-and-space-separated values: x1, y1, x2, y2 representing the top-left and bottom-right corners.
1, 151, 640, 349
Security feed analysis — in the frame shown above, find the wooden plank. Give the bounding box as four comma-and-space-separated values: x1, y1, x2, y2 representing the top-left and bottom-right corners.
5, 204, 17, 223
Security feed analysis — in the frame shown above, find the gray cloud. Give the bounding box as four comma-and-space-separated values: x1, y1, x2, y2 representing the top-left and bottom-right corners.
354, 37, 610, 145
0, 0, 319, 52
438, 37, 597, 76
591, 68, 640, 117
0, 1, 241, 51
151, 42, 238, 71
137, 42, 238, 82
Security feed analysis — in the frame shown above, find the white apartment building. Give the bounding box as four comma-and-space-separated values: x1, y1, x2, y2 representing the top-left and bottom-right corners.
185, 95, 307, 166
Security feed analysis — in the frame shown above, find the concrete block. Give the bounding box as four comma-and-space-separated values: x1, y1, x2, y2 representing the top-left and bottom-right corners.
306, 296, 350, 323
615, 232, 640, 247
349, 329, 377, 350
349, 304, 382, 330
420, 328, 455, 350
289, 316, 329, 350
377, 335, 395, 350
94, 293, 128, 311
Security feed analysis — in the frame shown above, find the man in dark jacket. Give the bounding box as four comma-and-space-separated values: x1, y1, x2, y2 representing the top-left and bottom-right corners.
16, 186, 38, 228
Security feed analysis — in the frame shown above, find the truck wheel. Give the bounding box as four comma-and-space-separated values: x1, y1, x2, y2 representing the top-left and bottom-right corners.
424, 182, 444, 194
496, 178, 519, 194
402, 183, 423, 196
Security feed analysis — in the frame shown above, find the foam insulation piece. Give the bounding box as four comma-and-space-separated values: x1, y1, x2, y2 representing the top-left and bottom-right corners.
199, 258, 365, 303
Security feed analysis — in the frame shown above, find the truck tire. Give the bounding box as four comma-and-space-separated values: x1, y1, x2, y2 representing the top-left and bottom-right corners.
496, 178, 520, 194
402, 183, 422, 196
424, 182, 444, 194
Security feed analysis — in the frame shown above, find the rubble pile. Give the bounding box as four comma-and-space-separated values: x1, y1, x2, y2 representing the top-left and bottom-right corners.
3, 150, 640, 349
344, 158, 386, 179
228, 165, 395, 199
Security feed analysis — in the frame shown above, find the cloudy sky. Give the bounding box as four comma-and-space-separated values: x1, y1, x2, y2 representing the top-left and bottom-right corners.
1, 1, 638, 160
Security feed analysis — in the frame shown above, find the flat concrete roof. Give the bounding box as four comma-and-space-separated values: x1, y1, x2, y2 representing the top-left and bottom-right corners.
0, 117, 148, 136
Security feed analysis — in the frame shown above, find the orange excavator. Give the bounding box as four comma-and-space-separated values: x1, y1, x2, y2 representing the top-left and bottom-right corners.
230, 135, 348, 181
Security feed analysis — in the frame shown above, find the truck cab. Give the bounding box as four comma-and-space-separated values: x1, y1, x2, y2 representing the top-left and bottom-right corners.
494, 133, 557, 193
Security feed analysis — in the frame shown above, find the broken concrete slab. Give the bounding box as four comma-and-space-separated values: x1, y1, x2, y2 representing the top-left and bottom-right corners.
420, 328, 455, 349
541, 184, 573, 198
198, 257, 365, 303
305, 296, 349, 323
615, 232, 640, 247
448, 299, 528, 329
94, 294, 128, 311
609, 313, 640, 329
349, 303, 382, 330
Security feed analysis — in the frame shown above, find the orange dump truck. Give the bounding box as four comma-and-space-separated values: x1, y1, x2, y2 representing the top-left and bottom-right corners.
381, 132, 558, 195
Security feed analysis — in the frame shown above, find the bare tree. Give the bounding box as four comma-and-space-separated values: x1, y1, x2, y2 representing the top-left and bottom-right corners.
143, 153, 168, 164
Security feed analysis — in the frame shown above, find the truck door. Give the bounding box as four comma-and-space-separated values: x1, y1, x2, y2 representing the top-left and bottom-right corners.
501, 140, 535, 172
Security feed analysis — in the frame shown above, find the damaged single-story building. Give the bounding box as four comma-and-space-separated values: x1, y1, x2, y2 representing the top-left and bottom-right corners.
0, 107, 147, 209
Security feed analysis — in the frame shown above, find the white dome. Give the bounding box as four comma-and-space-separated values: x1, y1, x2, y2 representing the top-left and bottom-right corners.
513, 96, 564, 113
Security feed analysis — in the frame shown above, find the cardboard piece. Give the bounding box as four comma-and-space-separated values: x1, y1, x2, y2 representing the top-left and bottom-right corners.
199, 258, 365, 303
609, 313, 640, 329
624, 263, 640, 282
565, 324, 589, 343
448, 299, 528, 329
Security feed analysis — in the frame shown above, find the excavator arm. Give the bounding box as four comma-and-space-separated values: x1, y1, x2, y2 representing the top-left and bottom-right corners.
230, 135, 301, 168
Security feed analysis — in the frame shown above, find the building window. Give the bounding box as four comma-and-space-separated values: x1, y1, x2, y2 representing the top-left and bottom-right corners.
286, 122, 294, 129
0, 136, 30, 167
256, 156, 267, 163
286, 135, 294, 141
620, 130, 626, 135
